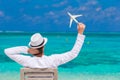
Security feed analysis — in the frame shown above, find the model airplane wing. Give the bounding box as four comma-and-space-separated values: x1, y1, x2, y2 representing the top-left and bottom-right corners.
73, 15, 82, 18
69, 18, 73, 28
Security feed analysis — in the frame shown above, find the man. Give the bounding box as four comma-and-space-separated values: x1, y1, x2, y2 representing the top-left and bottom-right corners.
4, 23, 85, 68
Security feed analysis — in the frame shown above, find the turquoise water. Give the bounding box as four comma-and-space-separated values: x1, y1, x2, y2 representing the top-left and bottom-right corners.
0, 32, 120, 80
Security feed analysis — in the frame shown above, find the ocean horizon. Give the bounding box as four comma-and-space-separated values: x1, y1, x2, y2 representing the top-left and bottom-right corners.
0, 32, 120, 80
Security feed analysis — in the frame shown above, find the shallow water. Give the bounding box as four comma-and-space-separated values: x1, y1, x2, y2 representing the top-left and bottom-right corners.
0, 32, 120, 80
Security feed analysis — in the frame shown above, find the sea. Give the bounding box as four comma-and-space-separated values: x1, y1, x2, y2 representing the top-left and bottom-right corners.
0, 32, 120, 80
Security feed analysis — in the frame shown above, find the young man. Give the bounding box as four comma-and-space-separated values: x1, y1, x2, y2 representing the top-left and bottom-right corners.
4, 23, 86, 68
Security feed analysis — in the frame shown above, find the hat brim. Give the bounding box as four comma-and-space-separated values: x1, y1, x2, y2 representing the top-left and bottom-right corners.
28, 37, 48, 49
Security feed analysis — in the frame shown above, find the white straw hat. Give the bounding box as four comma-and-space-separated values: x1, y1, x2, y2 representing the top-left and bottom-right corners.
28, 33, 48, 48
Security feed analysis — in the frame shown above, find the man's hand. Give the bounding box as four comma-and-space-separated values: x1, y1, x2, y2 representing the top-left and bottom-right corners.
77, 23, 85, 34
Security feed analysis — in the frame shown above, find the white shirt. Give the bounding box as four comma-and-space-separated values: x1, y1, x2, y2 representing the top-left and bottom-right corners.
4, 34, 85, 68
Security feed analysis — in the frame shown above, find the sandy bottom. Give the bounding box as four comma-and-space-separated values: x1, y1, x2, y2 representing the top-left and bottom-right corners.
59, 73, 120, 80
0, 72, 120, 80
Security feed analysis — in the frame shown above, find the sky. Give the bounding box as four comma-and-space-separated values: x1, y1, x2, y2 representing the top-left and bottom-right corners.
0, 0, 120, 32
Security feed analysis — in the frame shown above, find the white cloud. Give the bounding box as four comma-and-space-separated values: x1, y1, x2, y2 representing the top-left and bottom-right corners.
19, 0, 30, 3
32, 16, 42, 25
101, 7, 117, 17
5, 16, 11, 21
53, 1, 68, 7
96, 7, 101, 11
53, 0, 120, 26
22, 14, 33, 21
20, 14, 44, 25
48, 11, 55, 15
85, 0, 98, 6
115, 17, 120, 21
78, 6, 88, 11
19, 8, 25, 13
35, 5, 41, 9
0, 11, 4, 17
13, 0, 120, 27
45, 11, 59, 19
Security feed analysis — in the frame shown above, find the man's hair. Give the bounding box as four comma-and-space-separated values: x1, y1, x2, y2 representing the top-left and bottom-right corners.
37, 46, 44, 54
33, 46, 44, 57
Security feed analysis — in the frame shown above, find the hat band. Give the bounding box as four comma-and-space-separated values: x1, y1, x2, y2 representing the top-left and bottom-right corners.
30, 39, 44, 47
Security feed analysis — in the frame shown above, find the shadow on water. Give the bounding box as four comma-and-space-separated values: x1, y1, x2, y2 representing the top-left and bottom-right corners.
1, 51, 120, 68
59, 61, 80, 68
0, 54, 13, 63
59, 51, 120, 68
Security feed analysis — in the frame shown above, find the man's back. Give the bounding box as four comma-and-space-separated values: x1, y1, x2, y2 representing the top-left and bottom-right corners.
4, 23, 86, 68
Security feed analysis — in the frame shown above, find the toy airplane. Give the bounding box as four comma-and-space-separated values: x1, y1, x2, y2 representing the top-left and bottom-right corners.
67, 12, 82, 28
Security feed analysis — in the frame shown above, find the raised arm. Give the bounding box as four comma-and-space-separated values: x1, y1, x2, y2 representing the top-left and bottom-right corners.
50, 23, 86, 67
4, 46, 32, 67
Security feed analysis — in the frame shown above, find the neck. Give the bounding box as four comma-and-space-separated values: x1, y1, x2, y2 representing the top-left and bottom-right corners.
35, 53, 43, 57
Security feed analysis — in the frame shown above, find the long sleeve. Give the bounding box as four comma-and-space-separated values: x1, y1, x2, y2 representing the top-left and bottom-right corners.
4, 46, 32, 67
50, 34, 85, 67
